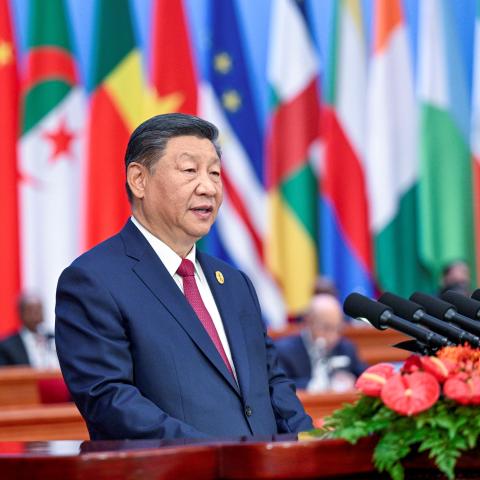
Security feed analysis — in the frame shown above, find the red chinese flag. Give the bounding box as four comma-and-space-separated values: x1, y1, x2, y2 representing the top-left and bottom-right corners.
0, 0, 20, 335
151, 0, 197, 114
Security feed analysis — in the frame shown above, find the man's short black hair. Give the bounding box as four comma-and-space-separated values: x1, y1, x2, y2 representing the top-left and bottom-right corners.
125, 113, 221, 202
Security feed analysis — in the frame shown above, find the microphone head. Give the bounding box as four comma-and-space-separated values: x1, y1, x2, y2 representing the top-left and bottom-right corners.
472, 289, 480, 302
410, 292, 455, 319
441, 290, 480, 319
379, 292, 423, 320
343, 293, 390, 329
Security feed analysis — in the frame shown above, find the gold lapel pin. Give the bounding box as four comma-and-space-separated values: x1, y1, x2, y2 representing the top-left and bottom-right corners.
215, 271, 224, 284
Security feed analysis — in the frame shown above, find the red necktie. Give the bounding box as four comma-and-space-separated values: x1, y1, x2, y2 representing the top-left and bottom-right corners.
177, 258, 234, 377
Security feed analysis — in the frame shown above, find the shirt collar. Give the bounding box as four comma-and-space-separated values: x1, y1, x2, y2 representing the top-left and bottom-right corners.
131, 216, 198, 277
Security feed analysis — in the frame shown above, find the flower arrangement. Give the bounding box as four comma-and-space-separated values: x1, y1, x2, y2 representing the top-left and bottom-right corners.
315, 345, 480, 480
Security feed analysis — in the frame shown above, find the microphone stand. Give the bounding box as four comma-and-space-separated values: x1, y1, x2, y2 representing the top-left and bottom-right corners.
393, 339, 435, 356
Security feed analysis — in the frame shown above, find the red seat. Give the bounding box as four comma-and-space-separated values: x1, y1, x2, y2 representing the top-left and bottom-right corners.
37, 378, 71, 404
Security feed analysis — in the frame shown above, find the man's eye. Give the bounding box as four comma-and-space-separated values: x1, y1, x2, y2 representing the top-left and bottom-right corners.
210, 171, 221, 177
184, 168, 196, 173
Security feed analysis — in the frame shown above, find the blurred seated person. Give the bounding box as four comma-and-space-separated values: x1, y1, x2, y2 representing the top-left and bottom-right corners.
0, 293, 59, 368
439, 260, 471, 296
275, 294, 367, 393
289, 276, 338, 324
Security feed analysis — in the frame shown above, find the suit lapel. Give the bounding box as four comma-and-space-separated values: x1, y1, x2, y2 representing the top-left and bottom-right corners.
13, 334, 30, 365
198, 252, 250, 400
121, 221, 240, 394
298, 336, 312, 379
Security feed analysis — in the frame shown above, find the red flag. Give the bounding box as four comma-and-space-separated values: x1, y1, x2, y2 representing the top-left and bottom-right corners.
0, 0, 20, 335
151, 0, 197, 114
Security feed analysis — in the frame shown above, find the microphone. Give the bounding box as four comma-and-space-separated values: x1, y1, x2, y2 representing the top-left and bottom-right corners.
410, 292, 480, 336
344, 293, 450, 351
379, 291, 480, 347
470, 289, 480, 305
441, 290, 480, 320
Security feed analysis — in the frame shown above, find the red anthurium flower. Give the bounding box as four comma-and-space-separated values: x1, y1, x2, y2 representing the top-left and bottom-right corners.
355, 363, 395, 397
381, 371, 440, 415
444, 374, 480, 405
401, 355, 422, 374
420, 356, 455, 383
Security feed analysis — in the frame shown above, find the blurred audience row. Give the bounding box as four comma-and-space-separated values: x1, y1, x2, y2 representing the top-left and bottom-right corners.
274, 259, 473, 393
0, 259, 472, 397
0, 294, 58, 368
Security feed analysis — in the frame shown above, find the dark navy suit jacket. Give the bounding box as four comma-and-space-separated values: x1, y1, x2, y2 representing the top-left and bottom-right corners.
55, 220, 312, 440
0, 333, 30, 366
275, 334, 367, 390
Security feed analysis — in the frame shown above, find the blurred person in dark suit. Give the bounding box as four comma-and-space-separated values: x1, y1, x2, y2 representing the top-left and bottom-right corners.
55, 113, 312, 440
0, 293, 58, 368
289, 275, 338, 324
275, 294, 366, 392
439, 260, 471, 296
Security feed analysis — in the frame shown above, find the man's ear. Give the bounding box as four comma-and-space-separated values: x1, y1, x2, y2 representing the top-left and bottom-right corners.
127, 162, 147, 199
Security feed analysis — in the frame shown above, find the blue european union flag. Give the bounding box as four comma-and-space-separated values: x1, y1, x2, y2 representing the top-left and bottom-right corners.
207, 0, 264, 184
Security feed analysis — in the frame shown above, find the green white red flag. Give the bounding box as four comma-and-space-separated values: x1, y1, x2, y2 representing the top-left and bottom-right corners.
19, 0, 86, 330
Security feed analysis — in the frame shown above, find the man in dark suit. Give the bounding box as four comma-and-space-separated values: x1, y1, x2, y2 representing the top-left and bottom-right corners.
55, 113, 312, 440
275, 294, 366, 391
439, 260, 471, 296
0, 293, 57, 368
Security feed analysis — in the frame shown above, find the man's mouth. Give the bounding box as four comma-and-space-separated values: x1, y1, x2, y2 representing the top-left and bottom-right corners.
191, 206, 213, 213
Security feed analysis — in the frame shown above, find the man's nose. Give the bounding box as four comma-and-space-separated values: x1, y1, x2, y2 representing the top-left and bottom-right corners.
196, 171, 218, 195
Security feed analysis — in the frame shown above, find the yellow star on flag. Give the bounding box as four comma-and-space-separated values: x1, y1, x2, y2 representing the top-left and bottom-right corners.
222, 90, 241, 112
105, 50, 185, 131
142, 87, 185, 122
214, 52, 232, 74
0, 40, 13, 67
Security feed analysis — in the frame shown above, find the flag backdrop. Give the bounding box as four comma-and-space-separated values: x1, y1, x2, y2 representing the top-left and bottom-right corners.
365, 0, 431, 298
19, 0, 85, 335
84, 0, 139, 249
266, 0, 320, 317
2, 0, 480, 332
321, 0, 374, 301
0, 0, 20, 335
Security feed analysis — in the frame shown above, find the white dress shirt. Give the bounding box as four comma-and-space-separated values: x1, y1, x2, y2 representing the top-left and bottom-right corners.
20, 328, 59, 369
131, 216, 237, 377
302, 330, 355, 393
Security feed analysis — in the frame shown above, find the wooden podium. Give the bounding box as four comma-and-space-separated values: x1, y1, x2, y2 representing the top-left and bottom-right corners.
0, 436, 478, 479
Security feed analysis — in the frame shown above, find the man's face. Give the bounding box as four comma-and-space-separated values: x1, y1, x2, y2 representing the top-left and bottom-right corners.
21, 300, 43, 333
131, 135, 223, 255
309, 315, 342, 351
306, 295, 343, 351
